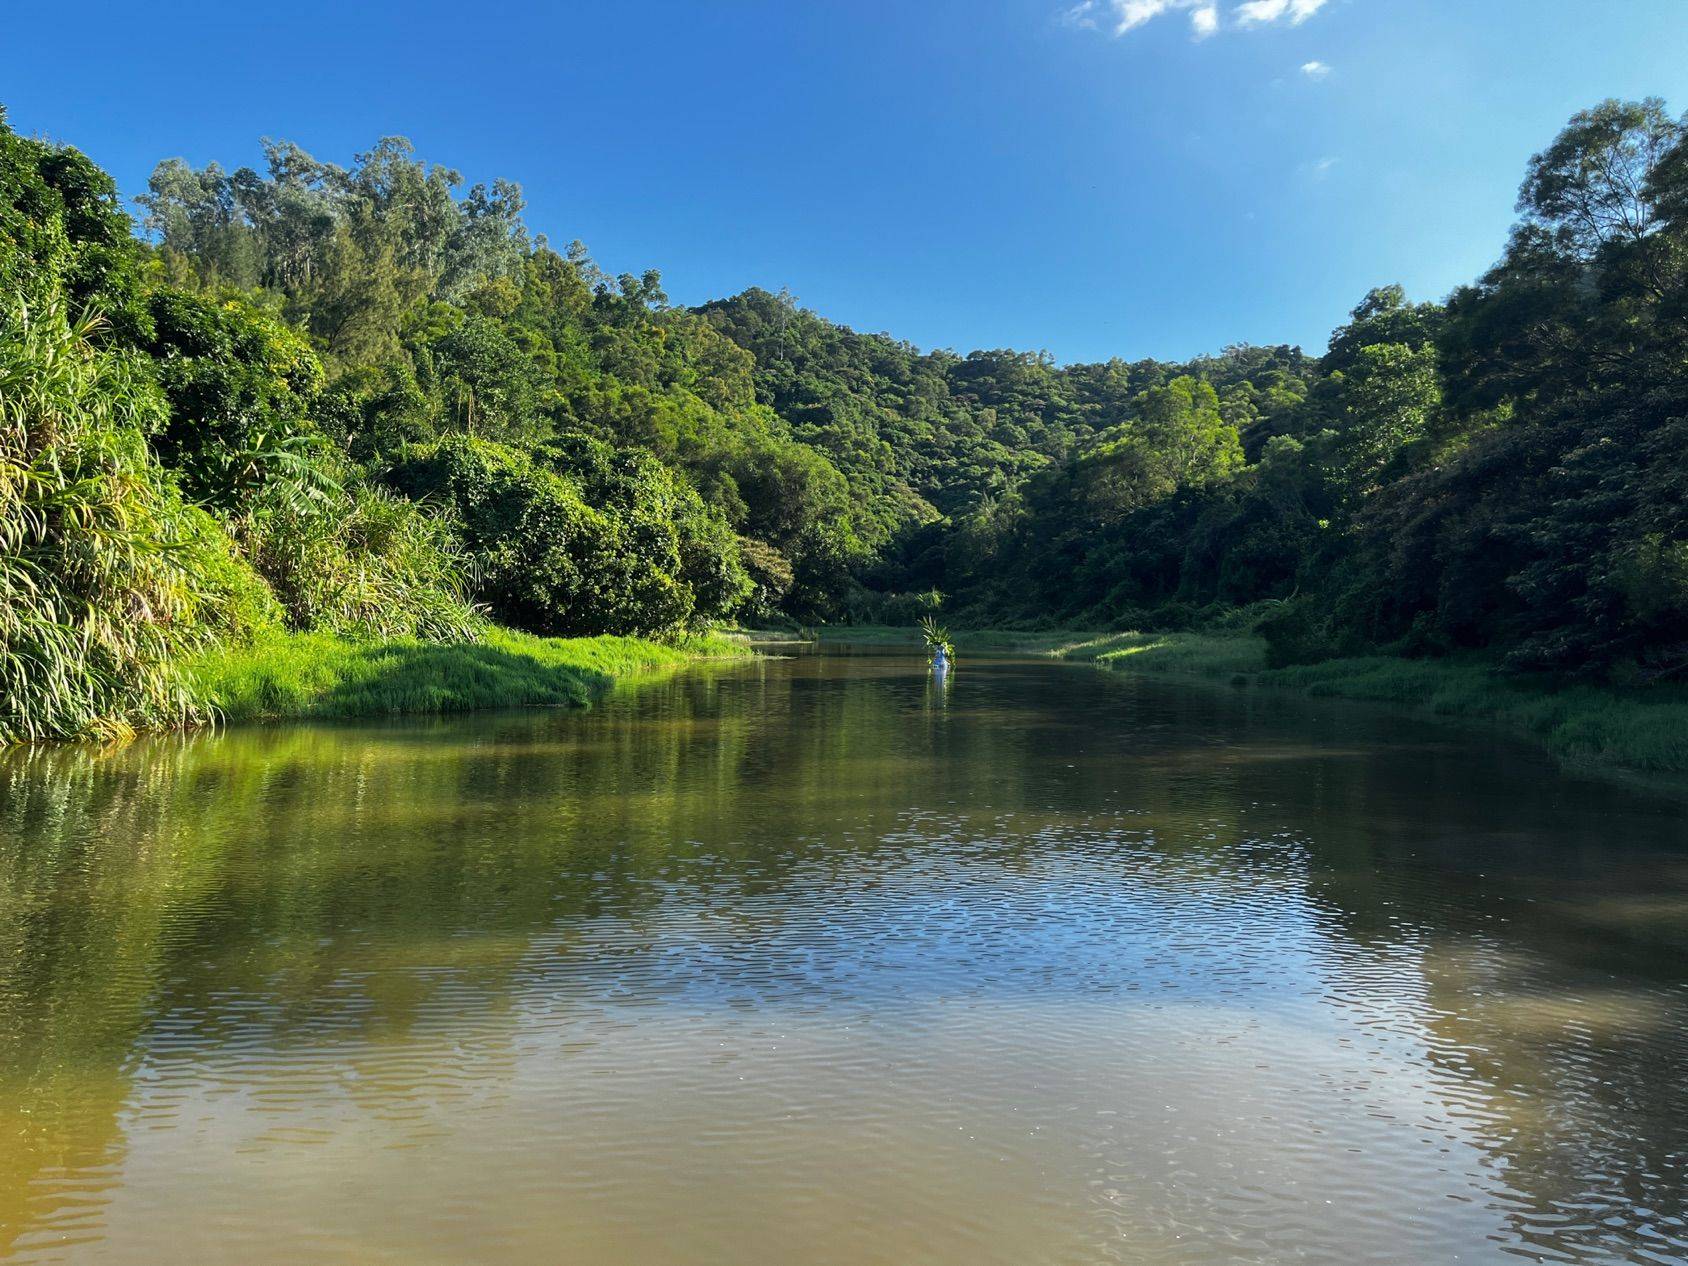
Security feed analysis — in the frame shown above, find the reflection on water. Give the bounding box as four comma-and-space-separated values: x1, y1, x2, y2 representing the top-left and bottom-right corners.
2, 652, 1686, 1264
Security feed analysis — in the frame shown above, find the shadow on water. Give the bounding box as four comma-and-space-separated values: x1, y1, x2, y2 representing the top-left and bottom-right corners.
1, 649, 1685, 1263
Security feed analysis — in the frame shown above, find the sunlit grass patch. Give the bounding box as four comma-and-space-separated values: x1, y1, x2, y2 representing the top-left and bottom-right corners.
189, 626, 748, 723
1089, 633, 1267, 676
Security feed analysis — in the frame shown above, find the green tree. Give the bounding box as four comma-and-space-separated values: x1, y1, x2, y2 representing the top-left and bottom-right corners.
143, 289, 325, 508
1331, 342, 1441, 496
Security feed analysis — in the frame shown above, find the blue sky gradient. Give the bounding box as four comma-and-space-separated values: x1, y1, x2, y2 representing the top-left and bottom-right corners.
5, 0, 1686, 362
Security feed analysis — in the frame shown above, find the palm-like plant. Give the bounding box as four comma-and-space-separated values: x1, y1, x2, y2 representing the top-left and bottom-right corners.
918, 615, 953, 661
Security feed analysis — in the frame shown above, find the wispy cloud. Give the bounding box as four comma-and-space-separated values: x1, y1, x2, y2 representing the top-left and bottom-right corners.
1065, 0, 1335, 38
1064, 0, 1212, 37
1304, 154, 1340, 178
1061, 1, 1100, 29
1300, 59, 1331, 78
1236, 0, 1329, 25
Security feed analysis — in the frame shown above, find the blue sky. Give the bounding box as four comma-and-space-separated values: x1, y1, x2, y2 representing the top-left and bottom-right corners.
4, 0, 1686, 363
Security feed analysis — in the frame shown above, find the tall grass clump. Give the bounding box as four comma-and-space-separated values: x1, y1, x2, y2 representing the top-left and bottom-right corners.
0, 305, 220, 741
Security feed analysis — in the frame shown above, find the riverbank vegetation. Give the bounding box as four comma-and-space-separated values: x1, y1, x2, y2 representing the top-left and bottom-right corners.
2, 96, 1686, 746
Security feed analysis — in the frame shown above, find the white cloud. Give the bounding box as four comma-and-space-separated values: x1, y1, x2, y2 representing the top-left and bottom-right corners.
1114, 0, 1183, 33
1306, 155, 1340, 177
1066, 0, 1335, 38
1236, 0, 1329, 26
1300, 59, 1331, 78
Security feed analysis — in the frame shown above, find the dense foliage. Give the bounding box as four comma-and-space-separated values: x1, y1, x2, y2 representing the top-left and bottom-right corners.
1, 95, 1684, 737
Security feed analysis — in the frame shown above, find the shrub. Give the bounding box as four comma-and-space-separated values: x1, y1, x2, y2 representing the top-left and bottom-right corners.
179, 505, 283, 640
841, 587, 945, 626
735, 536, 795, 625
543, 431, 750, 627
388, 435, 628, 634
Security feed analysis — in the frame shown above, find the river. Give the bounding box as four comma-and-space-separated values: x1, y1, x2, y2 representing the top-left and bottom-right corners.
1, 649, 1685, 1264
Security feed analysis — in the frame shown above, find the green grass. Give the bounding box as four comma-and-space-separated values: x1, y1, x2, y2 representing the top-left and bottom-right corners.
1081, 632, 1267, 675
188, 625, 749, 723
808, 623, 1688, 777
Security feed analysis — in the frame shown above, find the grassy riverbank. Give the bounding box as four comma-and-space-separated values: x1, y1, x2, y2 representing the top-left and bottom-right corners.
810, 626, 1688, 776
1254, 656, 1688, 776
190, 627, 749, 723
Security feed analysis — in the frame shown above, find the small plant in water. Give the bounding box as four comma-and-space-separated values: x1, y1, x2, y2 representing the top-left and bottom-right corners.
918, 616, 954, 665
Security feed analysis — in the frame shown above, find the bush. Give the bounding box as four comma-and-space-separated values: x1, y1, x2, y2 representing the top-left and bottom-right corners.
735, 536, 795, 625
180, 505, 283, 640
0, 110, 152, 340
841, 587, 945, 626
543, 431, 750, 626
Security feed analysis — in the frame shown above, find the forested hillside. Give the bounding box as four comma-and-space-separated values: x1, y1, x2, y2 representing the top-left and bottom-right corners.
702, 99, 1688, 681
2, 95, 1686, 739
